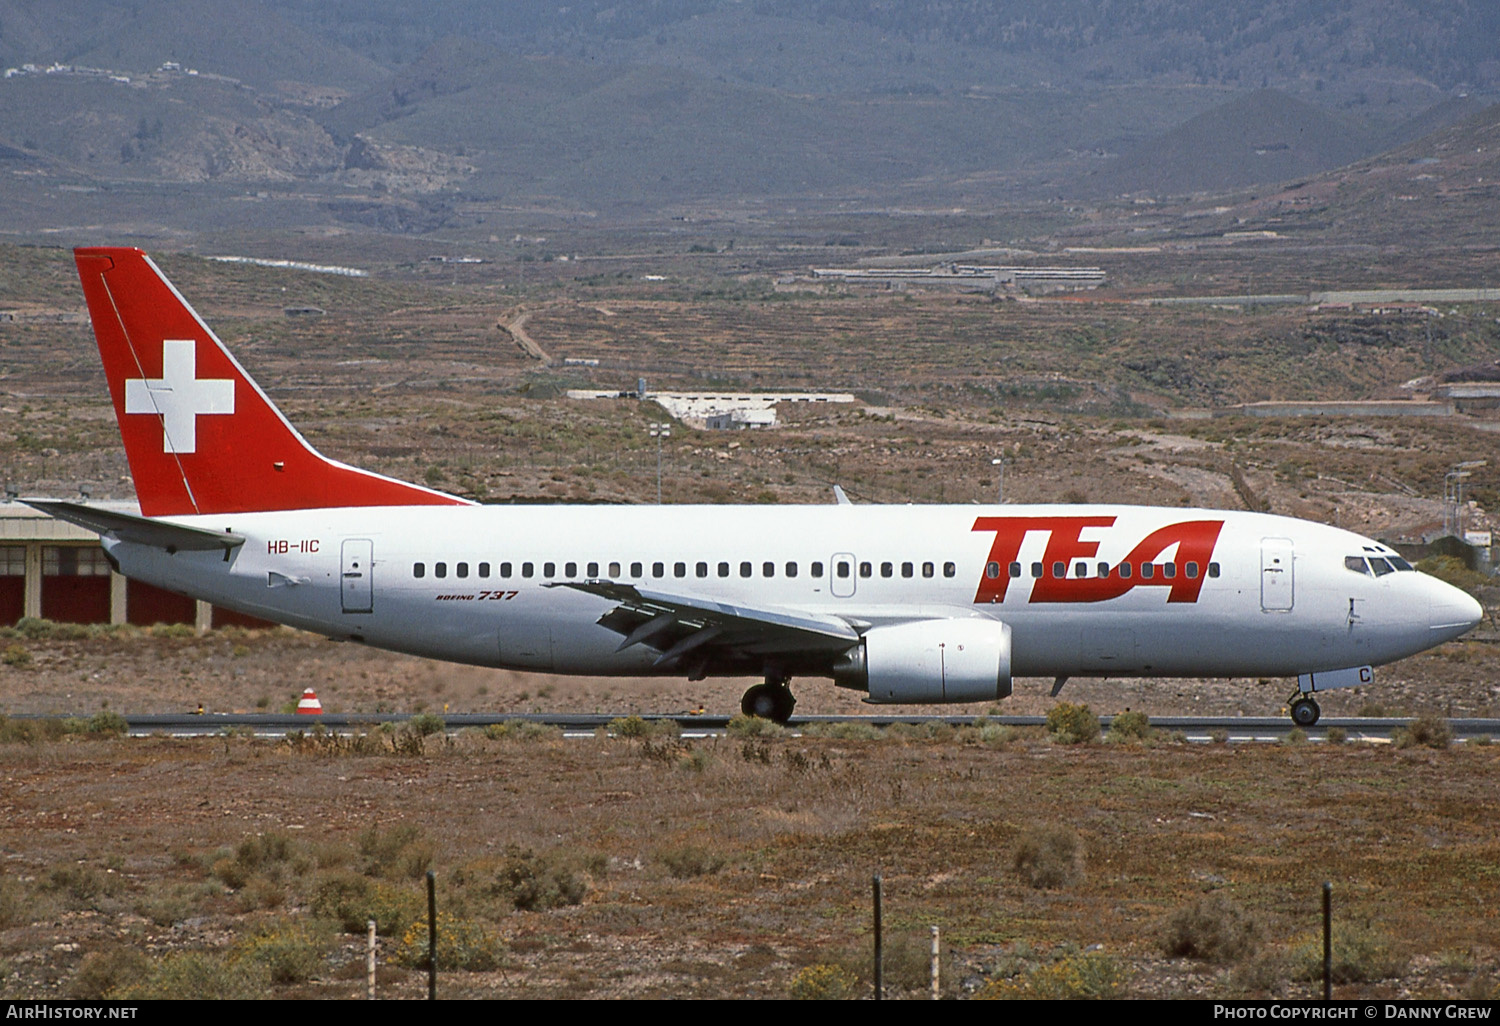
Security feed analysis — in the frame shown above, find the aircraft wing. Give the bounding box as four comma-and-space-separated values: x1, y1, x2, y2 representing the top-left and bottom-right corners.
549, 580, 859, 676
23, 499, 245, 557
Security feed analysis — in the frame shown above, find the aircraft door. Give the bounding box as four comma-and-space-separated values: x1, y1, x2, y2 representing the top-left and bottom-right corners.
830, 553, 856, 598
1260, 538, 1294, 612
341, 539, 374, 614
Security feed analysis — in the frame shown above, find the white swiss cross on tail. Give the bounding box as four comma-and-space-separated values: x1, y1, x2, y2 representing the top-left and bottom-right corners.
123, 339, 235, 454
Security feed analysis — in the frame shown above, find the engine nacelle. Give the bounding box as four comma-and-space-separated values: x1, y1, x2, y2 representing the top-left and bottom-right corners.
832, 618, 1012, 704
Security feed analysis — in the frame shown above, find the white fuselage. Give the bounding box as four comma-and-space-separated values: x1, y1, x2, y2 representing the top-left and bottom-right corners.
103, 502, 1480, 683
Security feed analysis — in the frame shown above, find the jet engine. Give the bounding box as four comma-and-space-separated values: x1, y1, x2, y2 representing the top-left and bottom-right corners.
832, 618, 1012, 704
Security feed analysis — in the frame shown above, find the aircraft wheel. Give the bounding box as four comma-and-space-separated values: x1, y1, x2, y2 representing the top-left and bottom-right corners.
1289, 697, 1321, 728
741, 682, 796, 724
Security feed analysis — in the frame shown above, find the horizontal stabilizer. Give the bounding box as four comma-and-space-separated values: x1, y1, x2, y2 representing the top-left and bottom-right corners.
23, 499, 244, 555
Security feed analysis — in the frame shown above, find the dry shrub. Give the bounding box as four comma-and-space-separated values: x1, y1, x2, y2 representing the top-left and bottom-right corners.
789, 963, 859, 1000
975, 951, 1127, 1000
310, 871, 422, 936
831, 931, 953, 997
727, 714, 785, 737
0, 875, 23, 929
112, 950, 267, 1000
1292, 923, 1407, 984
86, 710, 128, 736
42, 863, 120, 906
1160, 894, 1262, 963
484, 720, 560, 742
70, 947, 152, 998
236, 921, 329, 984
1106, 710, 1151, 742
1395, 715, 1451, 750
657, 843, 726, 879
394, 913, 506, 972
1046, 703, 1100, 745
358, 822, 433, 879
1012, 825, 1085, 889
499, 847, 598, 911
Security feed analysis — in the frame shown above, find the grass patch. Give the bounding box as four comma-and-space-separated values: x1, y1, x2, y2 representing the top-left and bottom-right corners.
1160, 894, 1263, 963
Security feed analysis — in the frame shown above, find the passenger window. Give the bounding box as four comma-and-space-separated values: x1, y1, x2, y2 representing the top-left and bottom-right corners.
1185, 562, 1198, 579
1163, 563, 1176, 579
501, 562, 512, 578
1031, 562, 1043, 578
1207, 563, 1220, 578
1009, 562, 1022, 578
1074, 562, 1087, 578
922, 562, 934, 578
610, 562, 622, 578
479, 562, 490, 578
740, 561, 752, 578
522, 562, 534, 578
457, 562, 469, 579
812, 562, 824, 578
1141, 563, 1155, 579
565, 562, 578, 577
1052, 561, 1065, 579
627, 562, 638, 577
718, 561, 730, 578
901, 562, 913, 578
653, 562, 665, 577
413, 562, 425, 578
943, 562, 956, 578
881, 562, 893, 578
587, 561, 599, 577
785, 562, 798, 578
859, 562, 872, 578
986, 561, 1001, 579
763, 561, 775, 577
1119, 563, 1132, 578
1098, 562, 1109, 577
696, 562, 708, 578
435, 562, 447, 579
543, 562, 555, 577
835, 561, 850, 579
674, 562, 685, 578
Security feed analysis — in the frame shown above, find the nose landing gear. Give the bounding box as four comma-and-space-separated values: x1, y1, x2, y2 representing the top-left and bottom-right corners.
1288, 692, 1321, 727
741, 677, 796, 724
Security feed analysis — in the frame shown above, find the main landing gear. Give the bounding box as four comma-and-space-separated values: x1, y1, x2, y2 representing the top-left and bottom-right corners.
1288, 691, 1321, 727
741, 677, 796, 724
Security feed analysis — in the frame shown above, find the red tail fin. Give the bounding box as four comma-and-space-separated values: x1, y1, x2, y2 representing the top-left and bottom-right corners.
75, 247, 471, 516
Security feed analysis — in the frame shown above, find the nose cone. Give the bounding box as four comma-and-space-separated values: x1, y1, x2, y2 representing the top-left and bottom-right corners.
1429, 579, 1484, 641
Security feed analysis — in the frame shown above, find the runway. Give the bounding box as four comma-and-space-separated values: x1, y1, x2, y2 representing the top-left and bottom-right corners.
16, 711, 1496, 743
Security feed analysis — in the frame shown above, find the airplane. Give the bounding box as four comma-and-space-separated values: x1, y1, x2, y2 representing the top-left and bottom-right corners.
29, 247, 1485, 727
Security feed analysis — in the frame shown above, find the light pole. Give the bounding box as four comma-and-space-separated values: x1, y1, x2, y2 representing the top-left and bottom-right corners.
991, 457, 1004, 504
1445, 459, 1488, 538
649, 422, 671, 504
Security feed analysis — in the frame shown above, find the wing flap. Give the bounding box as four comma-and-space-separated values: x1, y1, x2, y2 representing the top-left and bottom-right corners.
550, 580, 858, 670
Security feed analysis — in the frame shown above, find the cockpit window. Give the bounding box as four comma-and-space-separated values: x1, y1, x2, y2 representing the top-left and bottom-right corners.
1344, 556, 1371, 576
1368, 557, 1395, 576
1388, 556, 1413, 571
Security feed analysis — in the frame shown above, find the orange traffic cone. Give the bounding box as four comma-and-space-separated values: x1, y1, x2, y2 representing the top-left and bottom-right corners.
296, 688, 323, 715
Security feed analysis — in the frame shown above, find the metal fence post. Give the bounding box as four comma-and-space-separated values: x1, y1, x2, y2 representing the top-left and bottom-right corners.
427, 870, 438, 1000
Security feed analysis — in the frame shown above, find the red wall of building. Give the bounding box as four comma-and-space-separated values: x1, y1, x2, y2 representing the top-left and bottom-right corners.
0, 579, 22, 625
126, 580, 196, 626
40, 576, 110, 624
